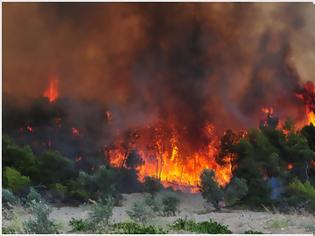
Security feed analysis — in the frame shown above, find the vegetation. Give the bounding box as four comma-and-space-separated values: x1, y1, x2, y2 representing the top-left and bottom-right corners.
161, 191, 180, 216
143, 176, 163, 195
26, 187, 42, 204
69, 218, 89, 232
23, 200, 58, 233
170, 218, 232, 234
3, 167, 30, 192
288, 178, 315, 210
244, 230, 263, 234
2, 189, 20, 207
127, 200, 155, 225
112, 222, 165, 234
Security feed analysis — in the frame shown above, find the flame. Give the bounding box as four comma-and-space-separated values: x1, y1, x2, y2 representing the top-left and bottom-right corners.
107, 122, 232, 192
43, 76, 59, 103
72, 127, 80, 137
261, 107, 274, 115
287, 163, 293, 170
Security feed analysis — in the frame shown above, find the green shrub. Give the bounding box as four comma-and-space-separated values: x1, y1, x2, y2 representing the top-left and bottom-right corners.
38, 150, 76, 185
161, 192, 180, 216
69, 218, 89, 232
144, 194, 161, 213
199, 169, 224, 210
143, 176, 163, 195
244, 230, 263, 234
225, 177, 248, 206
112, 222, 165, 234
85, 197, 114, 233
171, 218, 232, 234
2, 211, 24, 234
288, 178, 315, 210
2, 189, 19, 206
26, 187, 42, 204
3, 167, 30, 192
127, 200, 155, 225
23, 200, 58, 233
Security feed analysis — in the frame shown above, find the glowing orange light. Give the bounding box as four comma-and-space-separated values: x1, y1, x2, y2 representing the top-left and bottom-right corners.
72, 128, 80, 137
43, 76, 59, 103
287, 163, 293, 170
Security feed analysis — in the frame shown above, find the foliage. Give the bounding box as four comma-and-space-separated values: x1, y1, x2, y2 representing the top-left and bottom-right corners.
2, 135, 39, 179
38, 150, 76, 185
225, 177, 248, 206
267, 218, 289, 229
69, 218, 89, 232
23, 200, 58, 233
143, 176, 163, 195
288, 178, 315, 210
244, 230, 263, 234
85, 197, 114, 233
2, 211, 24, 234
161, 191, 180, 216
200, 169, 224, 210
127, 200, 155, 225
3, 167, 30, 192
112, 222, 165, 234
78, 166, 118, 199
26, 187, 42, 204
125, 149, 143, 169
2, 188, 19, 206
171, 218, 232, 234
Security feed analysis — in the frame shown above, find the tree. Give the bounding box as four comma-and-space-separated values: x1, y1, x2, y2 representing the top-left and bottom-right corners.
38, 150, 76, 185
224, 177, 248, 206
199, 169, 224, 210
3, 167, 30, 192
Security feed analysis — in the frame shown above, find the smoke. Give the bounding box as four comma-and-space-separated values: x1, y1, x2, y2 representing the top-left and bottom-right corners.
3, 3, 315, 141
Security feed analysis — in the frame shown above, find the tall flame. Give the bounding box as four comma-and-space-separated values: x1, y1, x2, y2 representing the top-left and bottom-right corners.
43, 76, 59, 103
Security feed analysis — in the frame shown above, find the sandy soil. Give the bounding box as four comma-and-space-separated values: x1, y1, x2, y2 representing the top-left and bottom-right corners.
4, 192, 315, 233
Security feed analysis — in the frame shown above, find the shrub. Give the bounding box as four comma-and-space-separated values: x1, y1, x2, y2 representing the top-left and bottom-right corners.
171, 218, 232, 234
85, 197, 114, 233
288, 178, 315, 210
143, 176, 163, 195
69, 218, 89, 232
112, 222, 165, 234
244, 230, 263, 234
161, 192, 180, 216
224, 177, 248, 206
199, 169, 224, 210
23, 200, 58, 233
26, 187, 42, 204
38, 150, 76, 185
2, 211, 24, 234
144, 194, 162, 213
127, 200, 155, 225
2, 189, 19, 206
3, 167, 30, 192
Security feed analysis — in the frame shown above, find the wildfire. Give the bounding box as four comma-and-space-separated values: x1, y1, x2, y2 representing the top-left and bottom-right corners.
72, 127, 80, 137
287, 163, 293, 170
107, 122, 232, 191
43, 76, 59, 103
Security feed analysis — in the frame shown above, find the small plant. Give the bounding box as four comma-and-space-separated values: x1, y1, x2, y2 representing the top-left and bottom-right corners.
143, 176, 163, 195
23, 200, 58, 233
127, 200, 155, 225
112, 222, 165, 234
161, 192, 180, 216
244, 230, 263, 234
199, 169, 224, 210
171, 218, 232, 234
85, 197, 114, 233
69, 218, 89, 232
2, 188, 19, 207
2, 211, 24, 234
26, 187, 42, 204
267, 218, 289, 229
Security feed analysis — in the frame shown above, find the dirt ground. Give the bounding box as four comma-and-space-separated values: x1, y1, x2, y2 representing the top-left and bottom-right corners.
4, 192, 315, 233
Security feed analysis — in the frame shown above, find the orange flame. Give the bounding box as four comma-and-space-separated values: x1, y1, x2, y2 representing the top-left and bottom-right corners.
107, 122, 232, 192
287, 163, 293, 170
43, 76, 59, 103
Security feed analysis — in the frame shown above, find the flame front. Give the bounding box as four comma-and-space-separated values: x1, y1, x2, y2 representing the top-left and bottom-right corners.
107, 122, 232, 191
43, 76, 59, 103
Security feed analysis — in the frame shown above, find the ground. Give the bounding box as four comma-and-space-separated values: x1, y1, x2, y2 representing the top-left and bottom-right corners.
3, 192, 315, 233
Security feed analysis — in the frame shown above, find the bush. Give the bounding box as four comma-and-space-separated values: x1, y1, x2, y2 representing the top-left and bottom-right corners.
2, 211, 24, 234
244, 230, 263, 234
38, 150, 76, 185
143, 176, 163, 195
112, 222, 165, 234
144, 194, 162, 214
69, 218, 89, 232
288, 178, 315, 210
199, 169, 224, 210
161, 192, 180, 216
85, 197, 114, 233
26, 187, 42, 204
127, 200, 155, 225
171, 218, 232, 234
2, 189, 19, 206
224, 177, 248, 206
23, 200, 58, 233
3, 167, 30, 192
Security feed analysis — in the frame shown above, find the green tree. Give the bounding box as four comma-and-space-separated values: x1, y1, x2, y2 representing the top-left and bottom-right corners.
3, 167, 30, 192
199, 169, 224, 210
